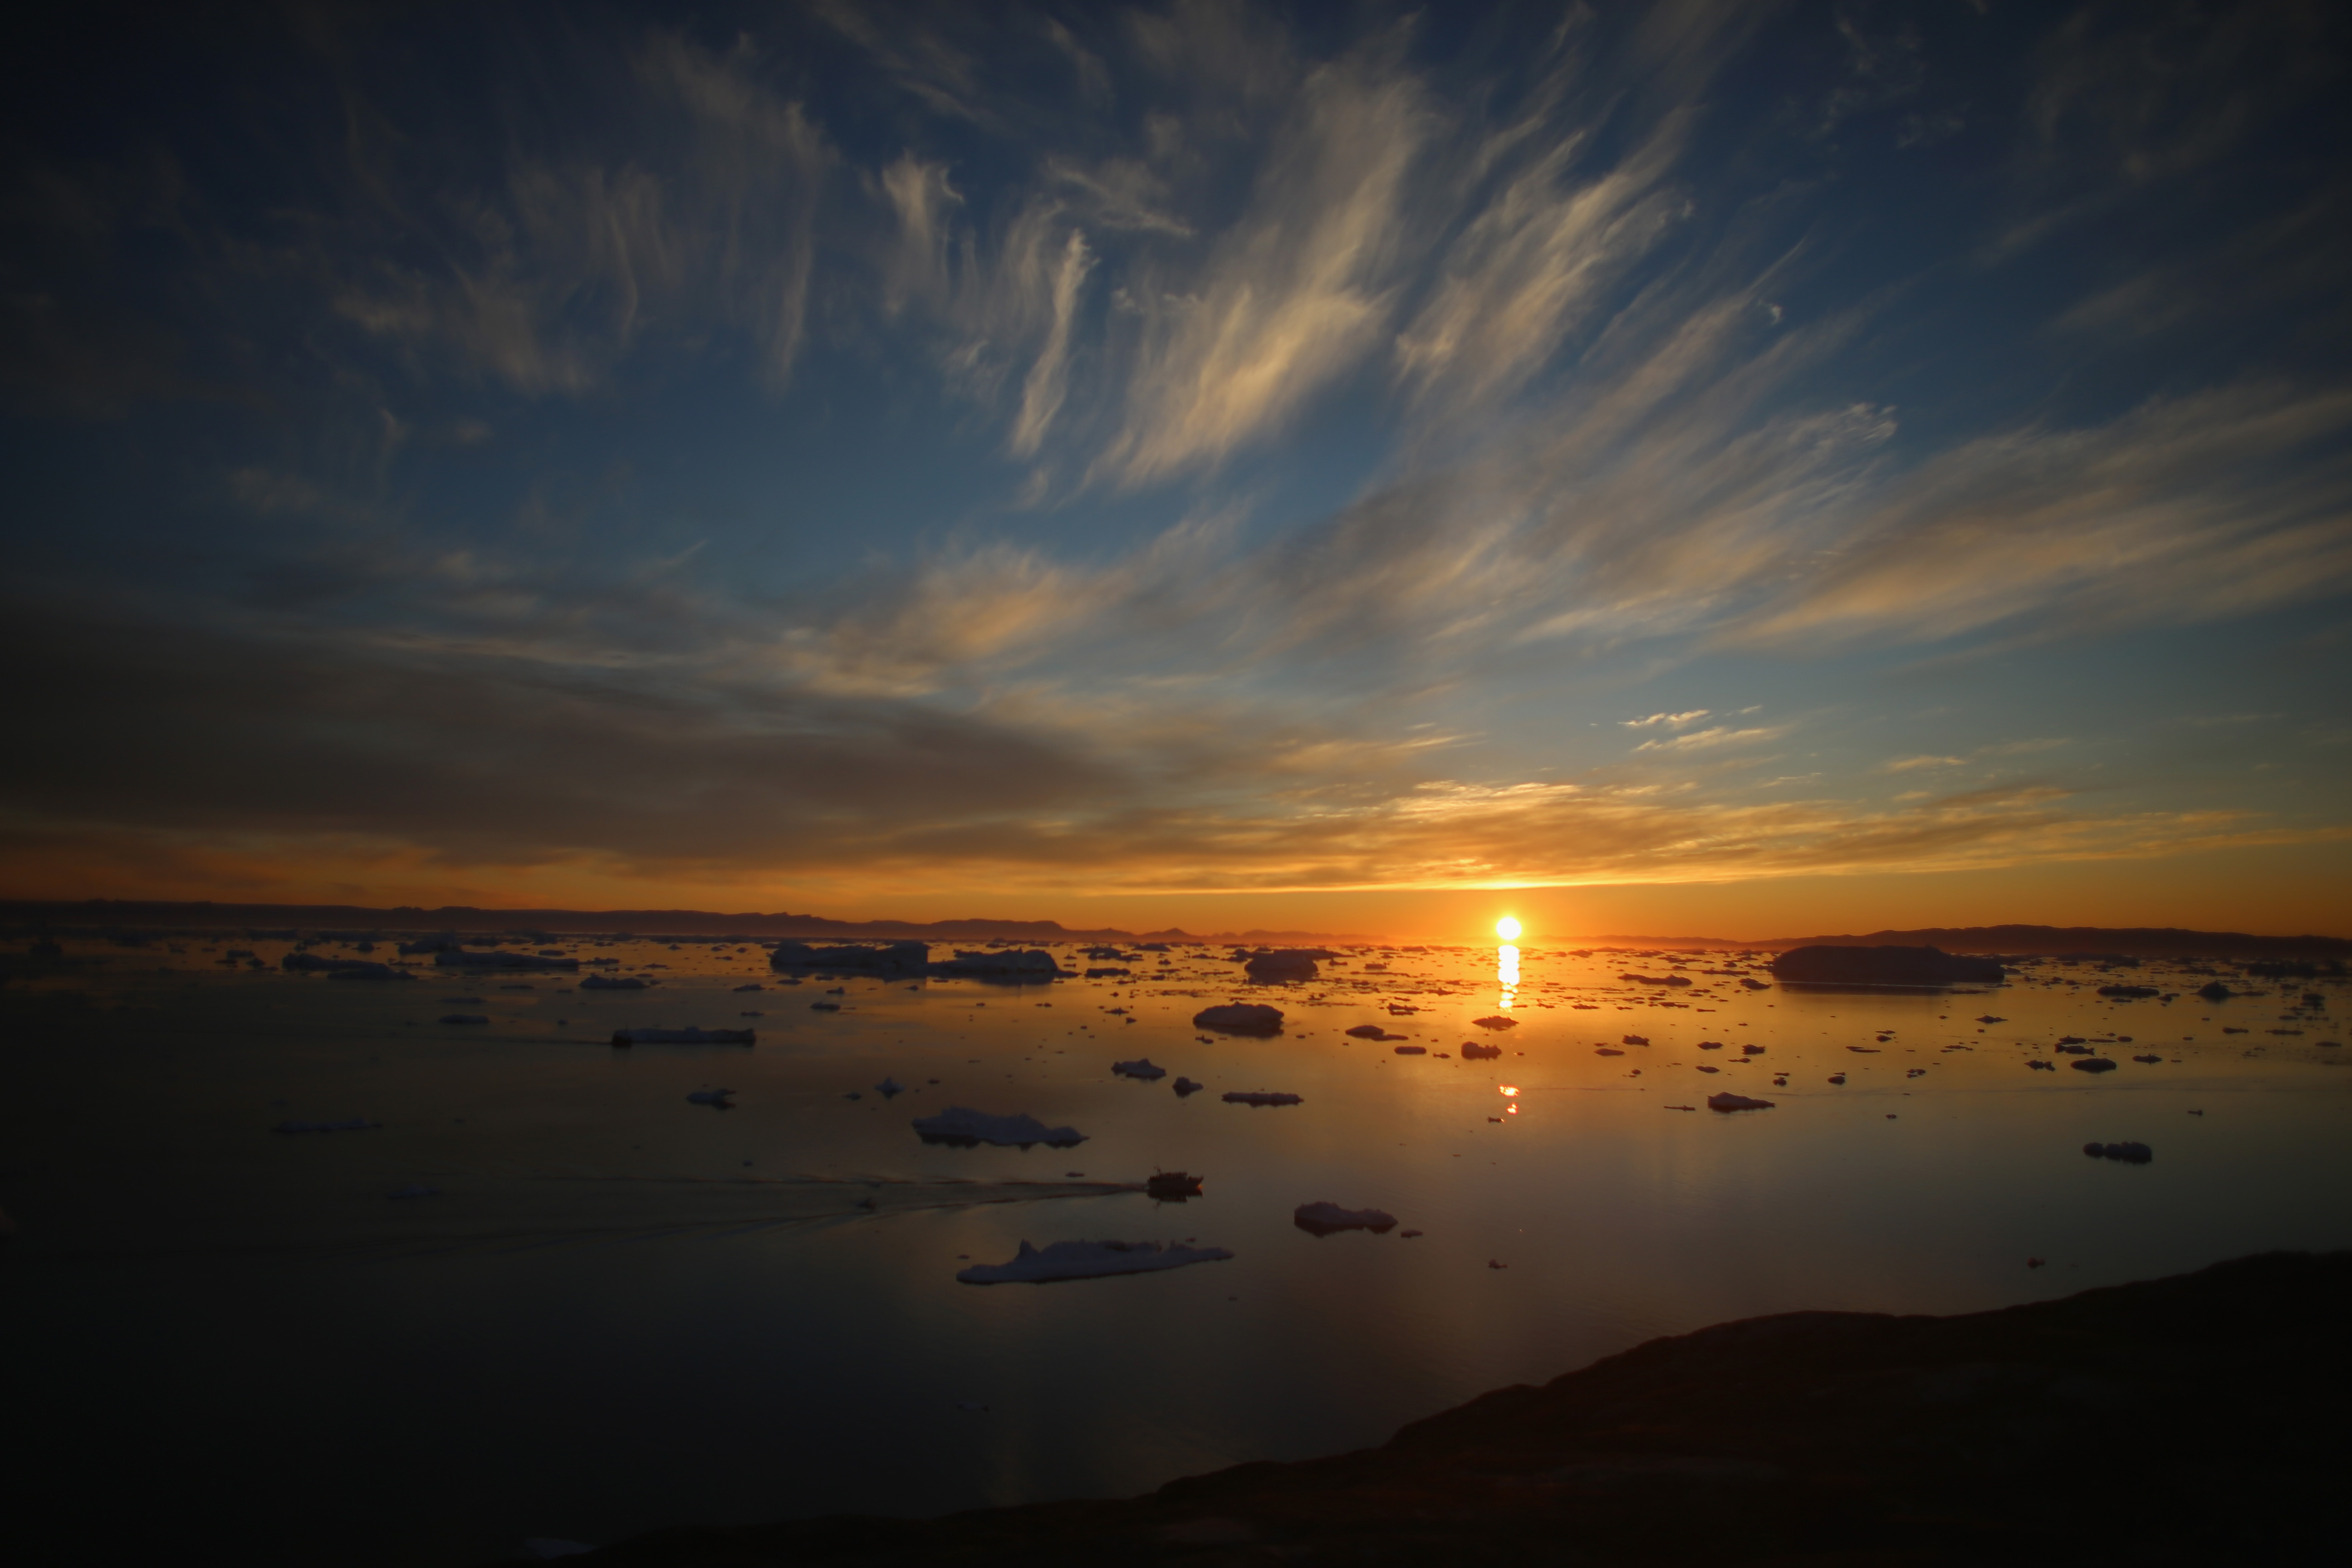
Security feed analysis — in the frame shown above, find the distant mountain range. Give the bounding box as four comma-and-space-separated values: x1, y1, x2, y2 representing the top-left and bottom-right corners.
1589, 924, 2351, 957
0, 898, 1376, 947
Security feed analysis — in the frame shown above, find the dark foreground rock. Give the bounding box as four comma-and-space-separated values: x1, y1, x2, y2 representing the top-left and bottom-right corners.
553, 1251, 2349, 1566
1772, 943, 2005, 986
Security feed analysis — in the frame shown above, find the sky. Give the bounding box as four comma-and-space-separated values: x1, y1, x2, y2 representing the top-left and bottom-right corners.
4, 0, 2349, 943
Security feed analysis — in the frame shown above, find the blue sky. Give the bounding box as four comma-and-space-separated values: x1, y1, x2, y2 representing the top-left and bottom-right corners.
4, 0, 2348, 936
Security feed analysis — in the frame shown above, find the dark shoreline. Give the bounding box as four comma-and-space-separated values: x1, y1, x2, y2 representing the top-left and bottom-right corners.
555, 1251, 2349, 1565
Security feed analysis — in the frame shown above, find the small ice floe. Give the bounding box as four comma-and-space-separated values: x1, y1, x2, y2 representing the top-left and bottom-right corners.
1193, 1003, 1284, 1036
1696, 1041, 1724, 1051
2083, 1141, 2153, 1163
1222, 1090, 1302, 1107
1393, 1044, 1426, 1055
1462, 1040, 1502, 1059
1345, 1024, 1403, 1040
437, 1014, 489, 1025
1976, 1015, 2006, 1024
1740, 978, 1772, 990
1741, 1044, 1766, 1055
1828, 1073, 1847, 1084
272, 1117, 379, 1134
2069, 1058, 2119, 1074
1622, 1034, 1649, 1046
387, 1183, 439, 1200
1596, 1047, 1625, 1057
608, 1027, 755, 1046
523, 1540, 596, 1561
1112, 1058, 1167, 1081
1146, 1171, 1204, 1200
1172, 1077, 1205, 1096
956, 1238, 1233, 1284
2027, 1059, 2055, 1071
580, 975, 652, 990
876, 1076, 906, 1098
1400, 1228, 1423, 1238
1487, 1259, 1508, 1269
1706, 1092, 1776, 1112
913, 1107, 1087, 1148
1472, 1015, 1519, 1030
1294, 1201, 1397, 1235
1665, 1104, 1696, 1111
732, 983, 765, 993
685, 1087, 736, 1107
810, 1000, 841, 1012
2132, 1053, 2163, 1064
1695, 1065, 1720, 1074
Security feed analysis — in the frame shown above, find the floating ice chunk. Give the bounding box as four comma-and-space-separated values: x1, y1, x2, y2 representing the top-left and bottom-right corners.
685, 1087, 736, 1107
1393, 1045, 1426, 1055
1472, 1015, 1519, 1030
769, 940, 929, 972
1294, 1201, 1397, 1235
580, 975, 652, 990
1345, 1024, 1405, 1040
1222, 1091, 1302, 1107
1243, 950, 1320, 982
1145, 1171, 1203, 1200
610, 1027, 754, 1045
1172, 1077, 1205, 1096
1622, 1034, 1650, 1045
1461, 1040, 1502, 1059
2069, 1058, 2119, 1074
435, 951, 578, 971
956, 1238, 1233, 1284
2083, 1140, 2153, 1163
1194, 1003, 1284, 1035
931, 948, 1063, 978
876, 1076, 906, 1097
1112, 1058, 1167, 1080
272, 1117, 379, 1133
913, 1107, 1087, 1148
1706, 1092, 1776, 1112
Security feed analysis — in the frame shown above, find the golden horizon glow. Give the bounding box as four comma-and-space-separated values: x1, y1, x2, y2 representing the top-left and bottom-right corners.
1495, 916, 1521, 941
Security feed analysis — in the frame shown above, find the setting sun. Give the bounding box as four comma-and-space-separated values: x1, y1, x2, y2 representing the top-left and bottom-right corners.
1495, 916, 1522, 941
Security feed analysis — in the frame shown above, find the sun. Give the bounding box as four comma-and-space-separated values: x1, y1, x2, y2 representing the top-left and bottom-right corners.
1494, 916, 1522, 941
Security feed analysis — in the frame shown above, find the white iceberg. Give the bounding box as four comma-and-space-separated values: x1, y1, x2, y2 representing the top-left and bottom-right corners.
1112, 1058, 1167, 1080
956, 1238, 1233, 1284
1294, 1201, 1397, 1235
913, 1107, 1087, 1148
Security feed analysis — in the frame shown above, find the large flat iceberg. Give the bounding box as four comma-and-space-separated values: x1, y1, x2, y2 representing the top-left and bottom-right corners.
769, 940, 929, 973
956, 1238, 1233, 1284
1193, 1003, 1284, 1035
913, 1107, 1088, 1148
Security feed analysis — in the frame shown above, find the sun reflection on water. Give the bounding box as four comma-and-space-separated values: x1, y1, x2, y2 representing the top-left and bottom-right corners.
1496, 943, 1519, 1009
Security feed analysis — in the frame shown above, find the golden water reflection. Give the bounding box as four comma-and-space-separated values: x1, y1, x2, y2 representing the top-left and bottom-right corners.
1496, 943, 1519, 1009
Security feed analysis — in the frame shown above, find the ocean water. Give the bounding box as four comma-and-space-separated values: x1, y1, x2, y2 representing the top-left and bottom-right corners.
5, 935, 2347, 1564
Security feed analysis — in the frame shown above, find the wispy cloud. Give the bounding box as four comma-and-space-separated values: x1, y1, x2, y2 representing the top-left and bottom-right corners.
1622, 710, 1711, 729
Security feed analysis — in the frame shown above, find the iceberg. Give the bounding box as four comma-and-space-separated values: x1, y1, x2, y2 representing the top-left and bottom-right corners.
609, 1027, 755, 1046
1112, 1058, 1167, 1080
1294, 1201, 1397, 1235
930, 948, 1063, 979
1222, 1090, 1302, 1107
769, 940, 929, 973
956, 1238, 1233, 1284
579, 975, 653, 990
913, 1107, 1088, 1148
1193, 1003, 1284, 1035
1706, 1092, 1776, 1112
433, 950, 578, 971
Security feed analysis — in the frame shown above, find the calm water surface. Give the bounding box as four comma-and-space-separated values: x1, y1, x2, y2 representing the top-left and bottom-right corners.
5, 936, 2347, 1563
